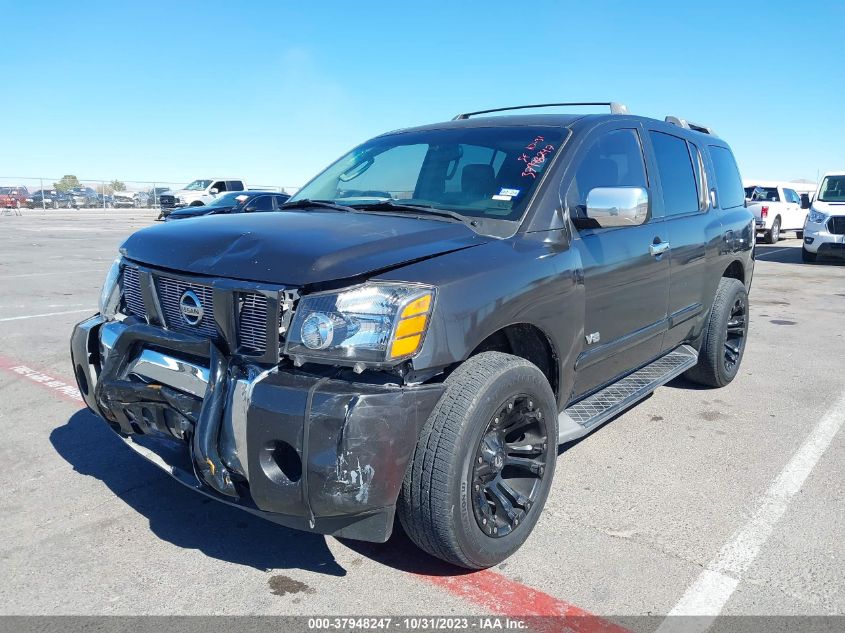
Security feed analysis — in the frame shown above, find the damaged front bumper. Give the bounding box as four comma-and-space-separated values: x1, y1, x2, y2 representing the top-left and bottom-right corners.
70, 315, 444, 542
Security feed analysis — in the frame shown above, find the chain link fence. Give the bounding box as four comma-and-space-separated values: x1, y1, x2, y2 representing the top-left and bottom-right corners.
0, 176, 299, 212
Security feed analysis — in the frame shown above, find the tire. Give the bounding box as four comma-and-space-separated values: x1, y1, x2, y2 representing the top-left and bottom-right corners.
685, 278, 749, 388
795, 230, 803, 240
398, 351, 558, 569
802, 247, 817, 263
764, 218, 780, 244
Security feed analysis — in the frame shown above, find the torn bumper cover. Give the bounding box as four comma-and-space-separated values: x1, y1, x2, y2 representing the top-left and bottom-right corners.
70, 315, 444, 542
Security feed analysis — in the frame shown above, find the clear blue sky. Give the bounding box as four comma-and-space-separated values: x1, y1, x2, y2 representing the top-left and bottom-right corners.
2, 0, 843, 189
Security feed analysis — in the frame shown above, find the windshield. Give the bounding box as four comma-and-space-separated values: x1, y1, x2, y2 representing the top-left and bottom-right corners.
183, 179, 212, 191
207, 192, 249, 208
0, 188, 10, 194
290, 126, 568, 222
818, 175, 845, 202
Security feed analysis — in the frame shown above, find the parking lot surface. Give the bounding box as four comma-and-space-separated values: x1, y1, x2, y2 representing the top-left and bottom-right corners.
1, 210, 843, 626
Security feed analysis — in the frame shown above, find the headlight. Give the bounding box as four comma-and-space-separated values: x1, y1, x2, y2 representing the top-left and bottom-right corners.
285, 283, 435, 368
98, 256, 123, 319
808, 209, 827, 224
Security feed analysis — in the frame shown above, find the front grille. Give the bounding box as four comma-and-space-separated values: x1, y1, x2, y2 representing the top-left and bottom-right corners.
157, 277, 218, 339
238, 292, 269, 353
828, 216, 845, 235
159, 195, 177, 208
122, 266, 145, 318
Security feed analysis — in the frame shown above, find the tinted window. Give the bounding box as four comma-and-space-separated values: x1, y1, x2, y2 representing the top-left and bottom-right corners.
228, 180, 245, 192
274, 194, 290, 206
649, 131, 699, 216
709, 146, 745, 209
211, 181, 227, 192
565, 128, 648, 216
746, 186, 779, 202
247, 195, 274, 212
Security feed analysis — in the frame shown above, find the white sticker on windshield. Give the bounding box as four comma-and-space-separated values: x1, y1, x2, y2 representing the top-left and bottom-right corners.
499, 188, 520, 197
492, 194, 512, 201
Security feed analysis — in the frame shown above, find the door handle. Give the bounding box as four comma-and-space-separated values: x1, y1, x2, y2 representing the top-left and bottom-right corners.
649, 241, 670, 257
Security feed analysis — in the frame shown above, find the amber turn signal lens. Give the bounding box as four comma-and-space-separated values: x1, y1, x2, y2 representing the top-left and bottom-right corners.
401, 294, 432, 318
390, 334, 422, 359
394, 314, 427, 338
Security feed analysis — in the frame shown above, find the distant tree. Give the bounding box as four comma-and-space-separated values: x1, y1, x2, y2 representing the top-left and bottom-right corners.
110, 180, 126, 192
54, 175, 80, 191
96, 183, 114, 195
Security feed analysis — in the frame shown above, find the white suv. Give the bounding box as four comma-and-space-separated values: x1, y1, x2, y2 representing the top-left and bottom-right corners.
802, 171, 845, 262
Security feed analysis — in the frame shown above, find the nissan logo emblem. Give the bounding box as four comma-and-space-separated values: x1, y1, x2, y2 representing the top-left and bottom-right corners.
179, 289, 204, 325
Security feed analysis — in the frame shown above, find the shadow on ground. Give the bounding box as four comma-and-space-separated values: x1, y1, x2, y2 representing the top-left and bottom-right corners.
50, 409, 347, 577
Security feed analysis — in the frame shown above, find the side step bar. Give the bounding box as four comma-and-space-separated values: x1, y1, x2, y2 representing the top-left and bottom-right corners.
558, 345, 698, 444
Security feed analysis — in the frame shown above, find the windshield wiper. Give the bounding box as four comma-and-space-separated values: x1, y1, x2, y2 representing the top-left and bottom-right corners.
351, 200, 468, 224
281, 198, 359, 213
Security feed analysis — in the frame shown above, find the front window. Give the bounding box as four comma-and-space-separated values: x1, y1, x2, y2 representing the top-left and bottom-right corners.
290, 126, 568, 222
183, 179, 212, 191
818, 175, 845, 202
0, 188, 10, 194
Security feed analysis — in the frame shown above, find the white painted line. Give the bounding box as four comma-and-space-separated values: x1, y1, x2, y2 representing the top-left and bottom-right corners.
655, 389, 845, 632
754, 247, 794, 260
0, 269, 103, 279
0, 308, 92, 322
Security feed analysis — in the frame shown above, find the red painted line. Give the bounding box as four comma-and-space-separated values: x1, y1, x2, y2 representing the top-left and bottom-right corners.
1, 353, 628, 631
421, 570, 631, 633
0, 354, 84, 405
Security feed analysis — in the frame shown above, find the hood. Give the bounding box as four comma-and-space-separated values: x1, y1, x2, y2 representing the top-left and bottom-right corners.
167, 205, 232, 220
812, 200, 845, 214
121, 209, 489, 285
113, 191, 137, 199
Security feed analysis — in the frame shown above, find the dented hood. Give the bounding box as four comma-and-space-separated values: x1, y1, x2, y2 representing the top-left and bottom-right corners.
120, 210, 488, 285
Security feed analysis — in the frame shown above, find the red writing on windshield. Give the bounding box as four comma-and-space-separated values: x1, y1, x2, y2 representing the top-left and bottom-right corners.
518, 144, 556, 179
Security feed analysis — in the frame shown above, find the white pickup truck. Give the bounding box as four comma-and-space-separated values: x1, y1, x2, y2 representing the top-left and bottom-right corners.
744, 183, 809, 244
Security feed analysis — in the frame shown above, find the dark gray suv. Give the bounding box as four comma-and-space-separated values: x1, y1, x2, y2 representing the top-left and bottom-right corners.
71, 102, 754, 568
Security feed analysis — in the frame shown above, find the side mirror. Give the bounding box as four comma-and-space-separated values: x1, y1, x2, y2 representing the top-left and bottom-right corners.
584, 187, 649, 228
209, 188, 219, 195
800, 198, 811, 210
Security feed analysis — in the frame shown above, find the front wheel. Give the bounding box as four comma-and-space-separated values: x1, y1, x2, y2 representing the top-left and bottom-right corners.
398, 351, 557, 569
795, 230, 803, 240
685, 278, 749, 388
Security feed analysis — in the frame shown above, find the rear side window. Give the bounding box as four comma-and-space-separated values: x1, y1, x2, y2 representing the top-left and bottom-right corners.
708, 146, 745, 209
649, 131, 699, 216
565, 128, 648, 217
247, 195, 274, 211
228, 180, 245, 192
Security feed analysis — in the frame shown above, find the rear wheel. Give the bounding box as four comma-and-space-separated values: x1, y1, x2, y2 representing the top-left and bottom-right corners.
398, 351, 557, 569
685, 278, 749, 388
802, 246, 817, 263
764, 218, 781, 244
795, 230, 804, 240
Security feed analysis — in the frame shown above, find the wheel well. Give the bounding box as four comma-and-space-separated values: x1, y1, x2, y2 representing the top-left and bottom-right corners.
190, 201, 204, 206
470, 324, 559, 398
723, 260, 744, 284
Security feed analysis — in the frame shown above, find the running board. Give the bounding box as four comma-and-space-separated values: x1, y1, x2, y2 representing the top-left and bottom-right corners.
557, 345, 698, 444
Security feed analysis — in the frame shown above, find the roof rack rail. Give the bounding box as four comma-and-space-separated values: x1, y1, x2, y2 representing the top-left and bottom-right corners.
452, 102, 630, 120
665, 115, 716, 136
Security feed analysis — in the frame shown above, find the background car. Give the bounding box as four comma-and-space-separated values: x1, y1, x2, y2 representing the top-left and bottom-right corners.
0, 186, 30, 209
97, 193, 115, 208
113, 190, 149, 208
29, 189, 72, 209
165, 190, 290, 221
67, 187, 99, 208
145, 187, 169, 207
